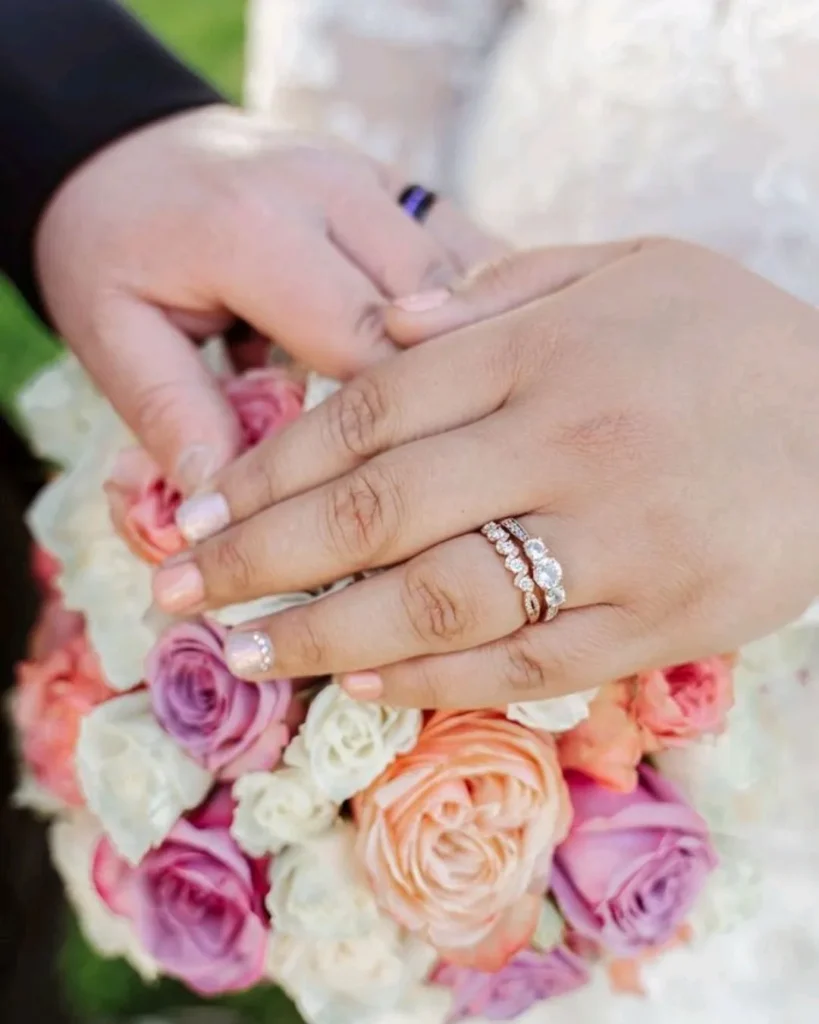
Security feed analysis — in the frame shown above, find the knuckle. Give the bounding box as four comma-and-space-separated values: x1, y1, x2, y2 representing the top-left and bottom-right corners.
554, 409, 650, 466
323, 463, 402, 562
503, 633, 553, 697
288, 611, 327, 673
401, 562, 475, 647
330, 377, 390, 459
131, 380, 187, 445
203, 536, 255, 600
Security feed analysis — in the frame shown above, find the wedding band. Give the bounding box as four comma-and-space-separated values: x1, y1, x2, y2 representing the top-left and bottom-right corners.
501, 518, 567, 622
398, 184, 438, 223
480, 522, 541, 624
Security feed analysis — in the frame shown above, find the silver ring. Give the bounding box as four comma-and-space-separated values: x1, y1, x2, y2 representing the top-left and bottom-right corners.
480, 522, 541, 624
500, 518, 566, 621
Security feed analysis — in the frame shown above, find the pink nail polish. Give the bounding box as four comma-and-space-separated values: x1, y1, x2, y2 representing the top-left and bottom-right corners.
225, 631, 275, 678
341, 671, 384, 702
393, 289, 450, 313
153, 561, 205, 613
176, 492, 231, 544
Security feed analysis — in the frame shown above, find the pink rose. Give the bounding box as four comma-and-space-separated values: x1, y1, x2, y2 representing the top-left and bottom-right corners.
145, 620, 303, 780
633, 656, 735, 748
434, 946, 589, 1021
93, 788, 270, 994
31, 545, 61, 596
224, 367, 304, 448
557, 682, 644, 793
13, 623, 114, 806
104, 447, 185, 565
551, 767, 717, 956
355, 710, 572, 972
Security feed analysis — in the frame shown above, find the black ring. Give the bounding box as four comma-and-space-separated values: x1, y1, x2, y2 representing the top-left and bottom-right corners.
398, 184, 438, 223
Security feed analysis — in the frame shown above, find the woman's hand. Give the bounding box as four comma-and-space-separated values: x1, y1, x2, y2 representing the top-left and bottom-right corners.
153, 239, 819, 707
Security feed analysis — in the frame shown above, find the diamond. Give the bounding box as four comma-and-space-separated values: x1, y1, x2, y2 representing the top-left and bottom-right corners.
548, 585, 567, 607
496, 539, 516, 556
517, 575, 535, 593
524, 538, 548, 561
505, 556, 526, 574
524, 593, 541, 620
484, 525, 505, 542
534, 558, 562, 589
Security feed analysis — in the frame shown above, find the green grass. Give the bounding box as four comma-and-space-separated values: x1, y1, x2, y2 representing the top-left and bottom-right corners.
0, 0, 246, 416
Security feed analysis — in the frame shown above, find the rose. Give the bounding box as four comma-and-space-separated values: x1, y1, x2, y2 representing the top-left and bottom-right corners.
557, 682, 644, 792
433, 946, 590, 1022
104, 447, 185, 564
355, 710, 571, 972
224, 367, 304, 448
266, 822, 380, 940
507, 690, 598, 733
93, 789, 270, 995
284, 682, 421, 802
31, 545, 61, 596
146, 620, 303, 780
13, 626, 114, 806
76, 691, 212, 864
634, 656, 735, 748
551, 766, 717, 956
26, 592, 85, 662
231, 767, 337, 856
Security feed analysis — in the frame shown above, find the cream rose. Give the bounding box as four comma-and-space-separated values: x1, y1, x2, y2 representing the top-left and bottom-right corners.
284, 683, 421, 803
507, 690, 598, 733
231, 767, 338, 856
267, 822, 380, 939
76, 691, 212, 864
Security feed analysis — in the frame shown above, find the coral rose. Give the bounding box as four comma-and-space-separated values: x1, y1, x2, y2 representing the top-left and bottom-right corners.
104, 447, 185, 564
355, 710, 571, 972
557, 682, 644, 792
633, 656, 734, 748
13, 626, 114, 806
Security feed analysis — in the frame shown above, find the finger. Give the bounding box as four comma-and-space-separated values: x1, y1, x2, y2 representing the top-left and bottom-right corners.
366, 605, 653, 709
77, 296, 242, 491
218, 522, 603, 681
386, 239, 649, 346
423, 197, 509, 273
163, 417, 546, 613
175, 323, 516, 539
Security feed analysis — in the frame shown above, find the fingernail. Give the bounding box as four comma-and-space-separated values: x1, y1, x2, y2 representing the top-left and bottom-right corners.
340, 671, 384, 702
175, 444, 218, 494
176, 492, 231, 544
225, 630, 275, 678
152, 561, 205, 613
392, 289, 450, 313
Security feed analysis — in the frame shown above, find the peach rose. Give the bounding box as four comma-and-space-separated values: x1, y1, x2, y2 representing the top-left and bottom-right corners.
104, 447, 185, 565
13, 627, 115, 806
557, 682, 644, 793
633, 656, 735, 748
355, 710, 571, 972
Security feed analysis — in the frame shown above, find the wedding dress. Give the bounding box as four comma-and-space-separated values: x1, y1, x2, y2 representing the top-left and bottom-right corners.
246, 2, 819, 1021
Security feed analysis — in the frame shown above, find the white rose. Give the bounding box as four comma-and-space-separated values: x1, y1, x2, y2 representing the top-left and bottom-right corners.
76, 692, 212, 864
530, 899, 565, 952
284, 683, 421, 802
16, 353, 108, 470
267, 822, 379, 939
208, 577, 354, 629
507, 689, 598, 733
26, 407, 157, 690
303, 372, 341, 411
267, 911, 437, 1023
49, 810, 158, 979
231, 767, 338, 856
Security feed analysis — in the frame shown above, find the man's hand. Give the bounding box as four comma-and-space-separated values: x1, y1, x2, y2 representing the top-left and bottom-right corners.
35, 105, 498, 489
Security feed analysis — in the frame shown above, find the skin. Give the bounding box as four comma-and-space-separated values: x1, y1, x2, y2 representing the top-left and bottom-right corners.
35, 104, 498, 490
153, 237, 819, 708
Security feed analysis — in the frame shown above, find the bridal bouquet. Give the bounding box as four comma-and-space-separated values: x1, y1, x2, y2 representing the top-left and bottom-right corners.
9, 345, 750, 1024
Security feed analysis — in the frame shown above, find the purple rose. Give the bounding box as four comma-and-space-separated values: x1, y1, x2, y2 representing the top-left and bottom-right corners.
146, 620, 303, 779
433, 946, 589, 1021
93, 788, 270, 994
551, 766, 717, 956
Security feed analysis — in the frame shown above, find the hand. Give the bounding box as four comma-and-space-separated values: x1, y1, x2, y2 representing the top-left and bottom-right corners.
36, 105, 498, 489
153, 239, 819, 707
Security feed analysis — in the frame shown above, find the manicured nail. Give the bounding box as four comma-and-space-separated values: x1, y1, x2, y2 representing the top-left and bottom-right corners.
225, 630, 275, 678
152, 561, 205, 613
175, 444, 217, 494
176, 492, 231, 544
392, 289, 450, 313
340, 671, 384, 702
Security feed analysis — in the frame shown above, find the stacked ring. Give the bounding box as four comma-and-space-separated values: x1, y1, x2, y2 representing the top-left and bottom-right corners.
480, 521, 541, 624
500, 519, 567, 621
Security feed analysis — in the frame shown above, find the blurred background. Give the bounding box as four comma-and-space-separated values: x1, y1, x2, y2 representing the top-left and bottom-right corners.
0, 0, 246, 417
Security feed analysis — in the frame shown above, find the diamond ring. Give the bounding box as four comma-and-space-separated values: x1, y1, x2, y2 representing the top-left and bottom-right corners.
480, 521, 541, 624
500, 518, 566, 621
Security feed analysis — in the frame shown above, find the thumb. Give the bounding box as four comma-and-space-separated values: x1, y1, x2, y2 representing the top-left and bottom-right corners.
80, 297, 243, 492
386, 238, 649, 346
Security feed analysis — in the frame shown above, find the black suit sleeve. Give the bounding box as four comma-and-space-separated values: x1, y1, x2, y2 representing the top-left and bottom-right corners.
0, 0, 222, 317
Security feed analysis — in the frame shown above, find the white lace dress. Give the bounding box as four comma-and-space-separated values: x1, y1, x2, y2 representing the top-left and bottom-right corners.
246, 2, 819, 1021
